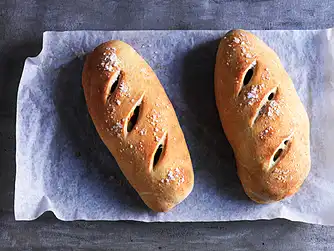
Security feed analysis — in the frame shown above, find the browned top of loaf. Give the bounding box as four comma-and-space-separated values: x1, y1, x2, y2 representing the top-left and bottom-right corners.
82, 40, 194, 212
214, 30, 310, 203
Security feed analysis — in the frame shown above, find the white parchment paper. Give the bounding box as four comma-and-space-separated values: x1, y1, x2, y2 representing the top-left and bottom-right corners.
15, 30, 334, 224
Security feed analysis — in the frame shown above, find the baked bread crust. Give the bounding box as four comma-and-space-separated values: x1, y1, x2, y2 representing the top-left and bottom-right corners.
82, 40, 194, 212
214, 30, 311, 203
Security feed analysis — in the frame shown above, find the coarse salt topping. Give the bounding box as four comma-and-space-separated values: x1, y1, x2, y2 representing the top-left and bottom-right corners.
119, 81, 128, 94
100, 47, 120, 72
147, 109, 165, 140
111, 122, 123, 137
259, 126, 274, 140
113, 122, 123, 130
245, 53, 252, 58
247, 92, 257, 99
233, 37, 241, 44
273, 168, 290, 183
160, 168, 185, 185
267, 100, 280, 118
245, 84, 263, 105
139, 128, 147, 136
167, 170, 175, 181
262, 70, 270, 80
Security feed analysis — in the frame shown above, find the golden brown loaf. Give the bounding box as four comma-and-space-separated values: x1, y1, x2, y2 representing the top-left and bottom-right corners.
82, 40, 194, 212
214, 30, 311, 203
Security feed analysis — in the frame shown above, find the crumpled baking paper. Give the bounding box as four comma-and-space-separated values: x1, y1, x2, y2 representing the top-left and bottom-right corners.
15, 30, 334, 225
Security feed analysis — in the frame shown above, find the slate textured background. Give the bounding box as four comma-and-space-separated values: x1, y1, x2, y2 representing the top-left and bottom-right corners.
1, 0, 334, 250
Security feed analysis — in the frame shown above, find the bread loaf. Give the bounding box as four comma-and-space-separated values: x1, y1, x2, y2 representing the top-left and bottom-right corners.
214, 30, 311, 203
82, 40, 194, 212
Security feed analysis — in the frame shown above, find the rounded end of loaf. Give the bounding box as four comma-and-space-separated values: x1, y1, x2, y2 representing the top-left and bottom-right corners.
241, 174, 309, 204
237, 132, 311, 204
140, 179, 194, 212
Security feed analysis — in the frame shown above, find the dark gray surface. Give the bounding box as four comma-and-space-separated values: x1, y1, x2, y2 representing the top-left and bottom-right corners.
1, 0, 334, 250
